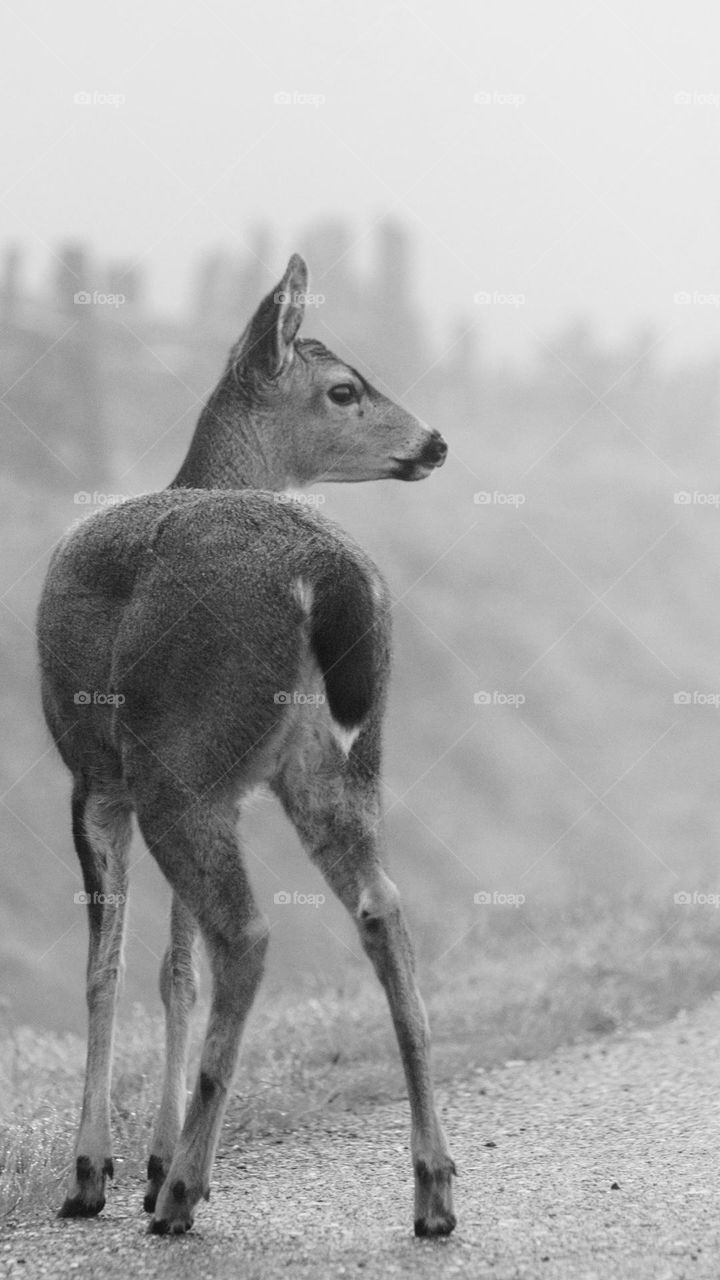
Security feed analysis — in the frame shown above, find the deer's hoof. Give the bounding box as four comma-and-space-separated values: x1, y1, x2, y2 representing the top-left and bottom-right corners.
148, 1213, 193, 1236
414, 1210, 457, 1237
57, 1155, 113, 1218
413, 1155, 457, 1238
58, 1194, 106, 1219
148, 1176, 201, 1236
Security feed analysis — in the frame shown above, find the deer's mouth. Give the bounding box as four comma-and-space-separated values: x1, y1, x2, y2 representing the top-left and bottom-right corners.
391, 458, 434, 481
391, 441, 448, 481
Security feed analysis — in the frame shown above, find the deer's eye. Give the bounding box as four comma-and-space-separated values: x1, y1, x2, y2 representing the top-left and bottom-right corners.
328, 383, 356, 406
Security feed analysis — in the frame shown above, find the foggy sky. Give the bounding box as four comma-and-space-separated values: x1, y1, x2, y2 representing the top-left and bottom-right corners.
4, 0, 720, 361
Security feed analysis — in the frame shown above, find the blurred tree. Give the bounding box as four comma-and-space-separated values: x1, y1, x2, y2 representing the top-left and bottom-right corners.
370, 218, 430, 391
51, 243, 106, 485
0, 243, 21, 326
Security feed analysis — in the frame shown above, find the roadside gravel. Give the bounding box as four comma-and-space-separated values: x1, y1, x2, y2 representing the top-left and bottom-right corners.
4, 993, 720, 1279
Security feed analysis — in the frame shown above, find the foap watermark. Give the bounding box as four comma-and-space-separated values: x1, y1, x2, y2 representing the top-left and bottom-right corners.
74, 90, 126, 108
473, 490, 525, 506
274, 690, 326, 706
674, 890, 720, 907
273, 289, 325, 308
474, 890, 526, 907
673, 690, 720, 707
74, 290, 125, 307
275, 490, 326, 507
474, 291, 526, 307
474, 690, 525, 708
673, 490, 720, 506
274, 890, 326, 908
74, 491, 132, 506
274, 90, 325, 107
674, 90, 720, 108
74, 690, 125, 707
74, 890, 126, 906
674, 291, 720, 307
473, 90, 525, 108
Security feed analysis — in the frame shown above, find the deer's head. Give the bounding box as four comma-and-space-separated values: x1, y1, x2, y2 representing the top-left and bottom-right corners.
230, 254, 448, 487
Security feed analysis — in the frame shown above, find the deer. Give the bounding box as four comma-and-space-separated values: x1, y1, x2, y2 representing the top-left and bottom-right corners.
36, 253, 456, 1237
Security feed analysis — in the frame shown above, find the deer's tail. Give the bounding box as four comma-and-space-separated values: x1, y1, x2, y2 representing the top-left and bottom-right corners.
305, 556, 389, 732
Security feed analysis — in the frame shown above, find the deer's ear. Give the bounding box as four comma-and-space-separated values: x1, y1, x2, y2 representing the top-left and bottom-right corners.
234, 254, 308, 378
276, 254, 307, 350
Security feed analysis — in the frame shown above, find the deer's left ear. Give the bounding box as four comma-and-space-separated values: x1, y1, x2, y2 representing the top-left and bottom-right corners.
234, 253, 308, 378
276, 254, 307, 352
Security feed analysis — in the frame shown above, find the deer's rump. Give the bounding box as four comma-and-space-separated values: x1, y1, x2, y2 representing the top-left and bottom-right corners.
37, 489, 391, 792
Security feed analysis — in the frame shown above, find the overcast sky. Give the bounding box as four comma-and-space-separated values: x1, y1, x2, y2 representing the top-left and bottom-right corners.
4, 0, 720, 361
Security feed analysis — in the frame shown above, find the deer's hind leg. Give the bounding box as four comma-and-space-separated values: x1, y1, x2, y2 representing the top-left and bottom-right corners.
144, 891, 200, 1213
133, 778, 269, 1235
59, 778, 132, 1218
272, 750, 456, 1238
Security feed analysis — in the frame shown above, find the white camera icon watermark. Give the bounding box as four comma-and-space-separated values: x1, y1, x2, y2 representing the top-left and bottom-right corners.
73, 90, 126, 108
474, 690, 525, 708
674, 890, 720, 907
73, 690, 125, 707
273, 289, 326, 308
273, 90, 326, 107
673, 690, 720, 707
74, 490, 131, 506
275, 491, 326, 507
473, 291, 526, 307
274, 890, 326, 907
673, 490, 720, 506
674, 90, 720, 108
74, 290, 125, 307
74, 890, 126, 906
473, 490, 526, 506
673, 290, 720, 306
274, 690, 326, 706
474, 890, 526, 907
473, 90, 525, 108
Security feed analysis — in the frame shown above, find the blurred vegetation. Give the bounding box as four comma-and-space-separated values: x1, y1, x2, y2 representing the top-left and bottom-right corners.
2, 222, 720, 1034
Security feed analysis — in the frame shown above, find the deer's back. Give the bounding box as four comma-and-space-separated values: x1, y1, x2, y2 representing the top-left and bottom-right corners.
37, 490, 390, 787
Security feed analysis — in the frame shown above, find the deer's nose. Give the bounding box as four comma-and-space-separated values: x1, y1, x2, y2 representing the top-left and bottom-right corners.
422, 433, 448, 467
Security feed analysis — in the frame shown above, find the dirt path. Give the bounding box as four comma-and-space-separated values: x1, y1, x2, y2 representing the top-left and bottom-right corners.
5, 993, 720, 1279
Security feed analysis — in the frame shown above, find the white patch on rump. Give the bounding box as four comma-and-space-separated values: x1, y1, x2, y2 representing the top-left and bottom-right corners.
329, 722, 361, 756
292, 577, 314, 616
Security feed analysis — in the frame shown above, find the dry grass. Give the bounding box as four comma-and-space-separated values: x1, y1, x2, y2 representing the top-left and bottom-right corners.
3, 892, 720, 1221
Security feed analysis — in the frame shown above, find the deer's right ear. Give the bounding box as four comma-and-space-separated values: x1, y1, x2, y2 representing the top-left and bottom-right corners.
234, 254, 308, 378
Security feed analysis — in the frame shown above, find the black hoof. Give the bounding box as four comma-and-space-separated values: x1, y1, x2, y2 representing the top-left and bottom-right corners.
148, 1216, 193, 1236
57, 1194, 105, 1219
414, 1212, 457, 1238
148, 1172, 203, 1234
57, 1156, 112, 1218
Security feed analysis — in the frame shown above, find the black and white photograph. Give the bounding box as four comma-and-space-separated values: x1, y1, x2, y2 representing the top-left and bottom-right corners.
2, 2, 720, 1276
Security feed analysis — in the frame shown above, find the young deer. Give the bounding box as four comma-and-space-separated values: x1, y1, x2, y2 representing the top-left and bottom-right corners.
37, 254, 456, 1237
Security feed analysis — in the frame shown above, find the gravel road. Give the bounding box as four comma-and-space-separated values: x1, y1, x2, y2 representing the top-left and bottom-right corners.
4, 993, 720, 1279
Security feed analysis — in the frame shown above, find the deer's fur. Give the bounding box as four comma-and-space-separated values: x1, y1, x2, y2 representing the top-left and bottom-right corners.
37, 254, 456, 1236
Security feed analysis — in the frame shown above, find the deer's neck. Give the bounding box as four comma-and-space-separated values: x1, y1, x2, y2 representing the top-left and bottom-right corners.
169, 383, 288, 491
